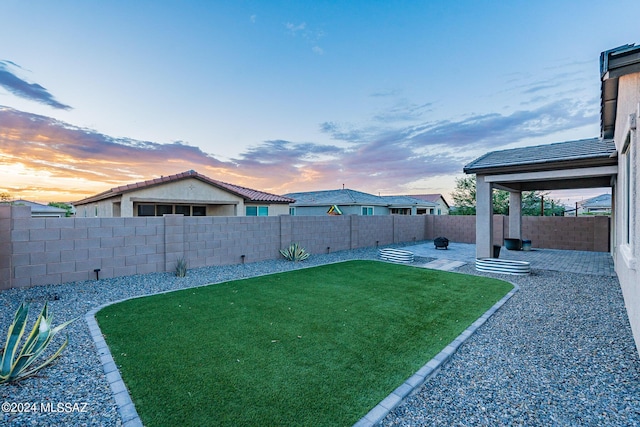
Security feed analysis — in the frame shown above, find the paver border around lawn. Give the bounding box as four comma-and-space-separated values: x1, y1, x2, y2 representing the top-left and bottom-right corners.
84, 261, 519, 427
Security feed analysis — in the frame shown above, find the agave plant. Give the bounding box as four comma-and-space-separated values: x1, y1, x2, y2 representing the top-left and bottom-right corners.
175, 256, 188, 277
0, 302, 76, 384
280, 243, 310, 262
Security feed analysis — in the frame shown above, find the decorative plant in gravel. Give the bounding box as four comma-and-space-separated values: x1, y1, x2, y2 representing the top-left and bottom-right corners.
0, 301, 76, 384
280, 242, 310, 262
175, 257, 188, 277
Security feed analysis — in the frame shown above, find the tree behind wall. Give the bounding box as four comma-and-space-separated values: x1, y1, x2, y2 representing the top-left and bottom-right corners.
450, 176, 564, 216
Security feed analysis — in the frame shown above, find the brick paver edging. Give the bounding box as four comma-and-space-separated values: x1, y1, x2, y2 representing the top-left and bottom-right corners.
85, 275, 518, 427
353, 282, 520, 427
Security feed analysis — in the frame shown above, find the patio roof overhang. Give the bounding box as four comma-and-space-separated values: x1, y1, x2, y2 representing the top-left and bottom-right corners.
464, 137, 618, 192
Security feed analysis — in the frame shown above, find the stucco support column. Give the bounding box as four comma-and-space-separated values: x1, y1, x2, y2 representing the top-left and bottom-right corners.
509, 191, 522, 240
476, 174, 493, 258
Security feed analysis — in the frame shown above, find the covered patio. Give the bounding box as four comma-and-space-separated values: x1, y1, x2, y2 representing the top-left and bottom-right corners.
463, 137, 618, 260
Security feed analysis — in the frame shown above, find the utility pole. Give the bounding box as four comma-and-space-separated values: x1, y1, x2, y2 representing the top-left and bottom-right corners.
540, 195, 544, 216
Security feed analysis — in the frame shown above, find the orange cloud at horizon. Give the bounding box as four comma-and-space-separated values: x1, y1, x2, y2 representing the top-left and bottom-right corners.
0, 107, 342, 204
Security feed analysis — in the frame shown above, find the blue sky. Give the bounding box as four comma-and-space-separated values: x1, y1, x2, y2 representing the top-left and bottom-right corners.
1, 0, 638, 205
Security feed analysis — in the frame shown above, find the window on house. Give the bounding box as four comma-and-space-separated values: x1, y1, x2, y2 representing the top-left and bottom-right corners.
361, 206, 374, 216
192, 206, 206, 216
156, 205, 173, 216
289, 207, 296, 216
246, 206, 268, 216
138, 204, 155, 216
175, 205, 191, 216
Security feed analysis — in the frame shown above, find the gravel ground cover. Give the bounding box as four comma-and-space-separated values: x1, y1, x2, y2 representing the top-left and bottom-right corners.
2, 244, 639, 427
381, 265, 640, 427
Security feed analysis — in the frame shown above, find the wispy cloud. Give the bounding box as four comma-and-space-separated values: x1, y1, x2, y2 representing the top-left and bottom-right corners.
285, 22, 306, 35
284, 22, 325, 55
404, 99, 598, 151
0, 60, 71, 110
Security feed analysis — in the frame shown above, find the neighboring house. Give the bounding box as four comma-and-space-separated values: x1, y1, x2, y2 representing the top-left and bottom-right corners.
407, 193, 450, 215
7, 200, 67, 217
380, 195, 438, 215
580, 193, 612, 215
73, 170, 294, 217
464, 43, 640, 354
284, 188, 437, 216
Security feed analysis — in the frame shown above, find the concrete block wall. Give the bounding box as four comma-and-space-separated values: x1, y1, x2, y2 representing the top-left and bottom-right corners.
289, 215, 352, 254
522, 216, 610, 252
351, 216, 393, 249
427, 215, 476, 243
0, 205, 611, 290
0, 206, 12, 288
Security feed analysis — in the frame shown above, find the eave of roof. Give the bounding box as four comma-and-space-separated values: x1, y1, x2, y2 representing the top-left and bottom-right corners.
74, 170, 294, 205
463, 138, 617, 175
600, 43, 640, 139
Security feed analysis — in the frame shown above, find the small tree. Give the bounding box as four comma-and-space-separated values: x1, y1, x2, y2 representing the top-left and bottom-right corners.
450, 175, 563, 216
48, 202, 73, 217
0, 192, 11, 204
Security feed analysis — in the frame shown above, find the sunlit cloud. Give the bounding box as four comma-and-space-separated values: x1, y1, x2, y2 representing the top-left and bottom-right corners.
0, 94, 599, 203
0, 60, 72, 110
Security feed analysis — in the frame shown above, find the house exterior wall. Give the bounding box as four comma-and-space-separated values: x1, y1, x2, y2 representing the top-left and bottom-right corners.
612, 73, 640, 352
74, 178, 288, 217
434, 196, 450, 215
292, 205, 390, 216
244, 203, 290, 216
0, 205, 612, 290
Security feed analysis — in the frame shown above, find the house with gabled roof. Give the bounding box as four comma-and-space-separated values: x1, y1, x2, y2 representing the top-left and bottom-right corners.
284, 188, 437, 216
407, 193, 450, 215
580, 193, 612, 215
464, 43, 640, 353
73, 170, 294, 217
7, 200, 68, 217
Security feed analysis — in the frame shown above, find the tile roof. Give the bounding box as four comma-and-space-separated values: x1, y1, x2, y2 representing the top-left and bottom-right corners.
463, 138, 617, 173
407, 194, 450, 208
74, 170, 295, 205
379, 195, 437, 207
581, 193, 611, 208
11, 200, 67, 214
285, 189, 387, 206
284, 189, 437, 207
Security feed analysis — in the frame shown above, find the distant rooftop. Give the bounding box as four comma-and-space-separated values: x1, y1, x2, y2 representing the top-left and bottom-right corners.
74, 170, 295, 205
581, 193, 612, 208
285, 189, 388, 206
284, 189, 436, 207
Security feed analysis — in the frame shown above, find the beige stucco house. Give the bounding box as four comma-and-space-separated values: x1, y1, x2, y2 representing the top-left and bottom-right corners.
73, 170, 294, 217
465, 43, 640, 354
407, 194, 450, 215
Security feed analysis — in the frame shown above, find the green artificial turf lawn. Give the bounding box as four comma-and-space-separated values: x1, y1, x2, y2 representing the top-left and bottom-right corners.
96, 260, 513, 427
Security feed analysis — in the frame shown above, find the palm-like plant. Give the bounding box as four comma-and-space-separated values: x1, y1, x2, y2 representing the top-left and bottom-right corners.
0, 302, 76, 384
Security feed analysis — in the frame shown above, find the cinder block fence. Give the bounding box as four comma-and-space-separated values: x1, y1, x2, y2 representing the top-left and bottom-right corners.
0, 205, 610, 290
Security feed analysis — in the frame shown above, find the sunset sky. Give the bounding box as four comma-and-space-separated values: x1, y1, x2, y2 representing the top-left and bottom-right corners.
1, 1, 639, 206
